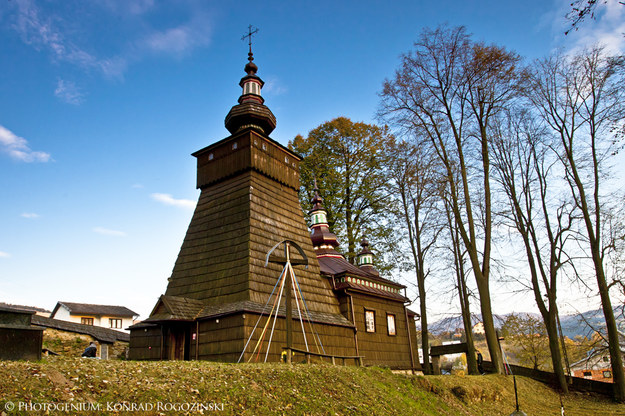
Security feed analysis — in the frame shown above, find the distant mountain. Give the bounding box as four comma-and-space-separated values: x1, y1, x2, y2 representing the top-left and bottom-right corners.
427, 313, 508, 334
427, 306, 625, 339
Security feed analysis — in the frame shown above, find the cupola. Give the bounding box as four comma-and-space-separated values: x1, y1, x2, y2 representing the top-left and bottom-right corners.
357, 238, 379, 276
224, 33, 276, 136
309, 187, 339, 250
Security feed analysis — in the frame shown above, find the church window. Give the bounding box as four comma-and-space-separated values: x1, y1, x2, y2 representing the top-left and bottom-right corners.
365, 310, 375, 333
387, 314, 396, 336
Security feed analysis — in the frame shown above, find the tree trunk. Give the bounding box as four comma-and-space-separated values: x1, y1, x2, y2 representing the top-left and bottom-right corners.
417, 273, 431, 374
475, 275, 503, 374
542, 308, 569, 393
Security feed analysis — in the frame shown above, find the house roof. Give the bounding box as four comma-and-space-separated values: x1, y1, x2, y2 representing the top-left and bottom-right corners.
51, 302, 138, 318
31, 315, 130, 344
0, 302, 50, 314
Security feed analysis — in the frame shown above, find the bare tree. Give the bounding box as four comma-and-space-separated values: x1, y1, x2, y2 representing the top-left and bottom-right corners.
524, 47, 625, 401
442, 190, 479, 374
492, 109, 574, 392
387, 139, 444, 374
379, 25, 521, 374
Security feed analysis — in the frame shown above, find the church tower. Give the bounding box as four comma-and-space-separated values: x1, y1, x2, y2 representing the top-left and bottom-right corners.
129, 41, 355, 362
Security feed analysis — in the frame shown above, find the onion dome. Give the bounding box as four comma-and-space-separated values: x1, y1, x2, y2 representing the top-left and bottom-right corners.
309, 188, 339, 250
224, 48, 276, 136
357, 238, 379, 276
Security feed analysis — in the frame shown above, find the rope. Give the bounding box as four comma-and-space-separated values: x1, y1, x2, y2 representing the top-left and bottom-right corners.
247, 266, 287, 362
263, 263, 288, 363
288, 263, 309, 352
292, 266, 325, 354
237, 267, 284, 363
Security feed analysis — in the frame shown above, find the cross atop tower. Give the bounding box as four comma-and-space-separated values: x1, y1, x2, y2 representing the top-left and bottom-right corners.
241, 25, 259, 62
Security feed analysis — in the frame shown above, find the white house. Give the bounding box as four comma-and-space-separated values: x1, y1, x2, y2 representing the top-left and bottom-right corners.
50, 302, 138, 333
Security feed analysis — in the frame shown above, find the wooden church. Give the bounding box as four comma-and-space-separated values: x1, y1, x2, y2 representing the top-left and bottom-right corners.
129, 47, 419, 369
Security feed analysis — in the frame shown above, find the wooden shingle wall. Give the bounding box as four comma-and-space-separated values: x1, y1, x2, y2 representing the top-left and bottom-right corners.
351, 293, 414, 368
164, 132, 344, 317
248, 170, 343, 315
164, 172, 251, 304
129, 326, 162, 360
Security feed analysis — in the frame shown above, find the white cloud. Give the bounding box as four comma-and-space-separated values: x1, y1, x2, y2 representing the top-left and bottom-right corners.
151, 193, 196, 209
262, 76, 288, 96
552, 0, 625, 55
11, 0, 127, 79
21, 213, 40, 219
0, 125, 51, 163
93, 227, 127, 237
139, 17, 212, 57
0, 252, 11, 258
54, 79, 84, 105
131, 183, 144, 189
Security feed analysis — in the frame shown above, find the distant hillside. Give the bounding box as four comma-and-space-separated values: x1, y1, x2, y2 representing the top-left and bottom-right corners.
428, 306, 625, 339
0, 357, 622, 415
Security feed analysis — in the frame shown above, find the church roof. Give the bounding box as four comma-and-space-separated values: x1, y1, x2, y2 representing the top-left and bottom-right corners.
307, 187, 408, 302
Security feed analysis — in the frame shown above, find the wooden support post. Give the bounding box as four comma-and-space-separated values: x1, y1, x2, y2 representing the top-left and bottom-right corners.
285, 244, 293, 360
331, 356, 336, 365
432, 355, 441, 375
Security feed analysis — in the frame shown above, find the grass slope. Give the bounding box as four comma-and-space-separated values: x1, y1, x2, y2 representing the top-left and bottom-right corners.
1, 357, 624, 415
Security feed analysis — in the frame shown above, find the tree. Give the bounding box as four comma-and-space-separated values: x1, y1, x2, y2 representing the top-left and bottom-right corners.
289, 117, 396, 270
379, 24, 521, 374
501, 314, 552, 370
442, 192, 479, 375
386, 139, 443, 373
524, 47, 625, 401
566, 0, 625, 35
491, 109, 573, 392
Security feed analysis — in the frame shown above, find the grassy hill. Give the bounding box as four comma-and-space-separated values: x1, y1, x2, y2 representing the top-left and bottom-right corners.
1, 357, 624, 415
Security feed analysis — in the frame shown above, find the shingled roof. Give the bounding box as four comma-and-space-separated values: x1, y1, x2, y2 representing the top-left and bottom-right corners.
51, 302, 138, 318
32, 315, 130, 344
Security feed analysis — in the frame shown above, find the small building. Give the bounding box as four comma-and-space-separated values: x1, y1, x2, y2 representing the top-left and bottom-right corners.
0, 305, 44, 360
571, 347, 625, 383
50, 302, 138, 332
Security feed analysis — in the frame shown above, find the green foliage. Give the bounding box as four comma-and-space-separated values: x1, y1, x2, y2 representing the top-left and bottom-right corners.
501, 314, 551, 371
289, 117, 398, 274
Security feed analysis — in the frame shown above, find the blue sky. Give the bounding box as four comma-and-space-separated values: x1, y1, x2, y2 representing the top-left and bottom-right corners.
1, 0, 623, 320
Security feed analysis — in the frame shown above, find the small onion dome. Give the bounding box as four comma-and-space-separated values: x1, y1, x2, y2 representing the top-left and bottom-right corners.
224, 54, 276, 136
357, 238, 379, 276
309, 188, 339, 249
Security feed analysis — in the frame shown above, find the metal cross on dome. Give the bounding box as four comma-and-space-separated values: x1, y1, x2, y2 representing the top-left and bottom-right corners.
241, 25, 259, 59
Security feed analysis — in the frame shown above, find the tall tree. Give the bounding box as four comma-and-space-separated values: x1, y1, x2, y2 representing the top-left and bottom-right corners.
524, 47, 625, 401
289, 117, 395, 269
386, 139, 443, 374
492, 110, 573, 392
442, 192, 479, 375
379, 25, 521, 374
